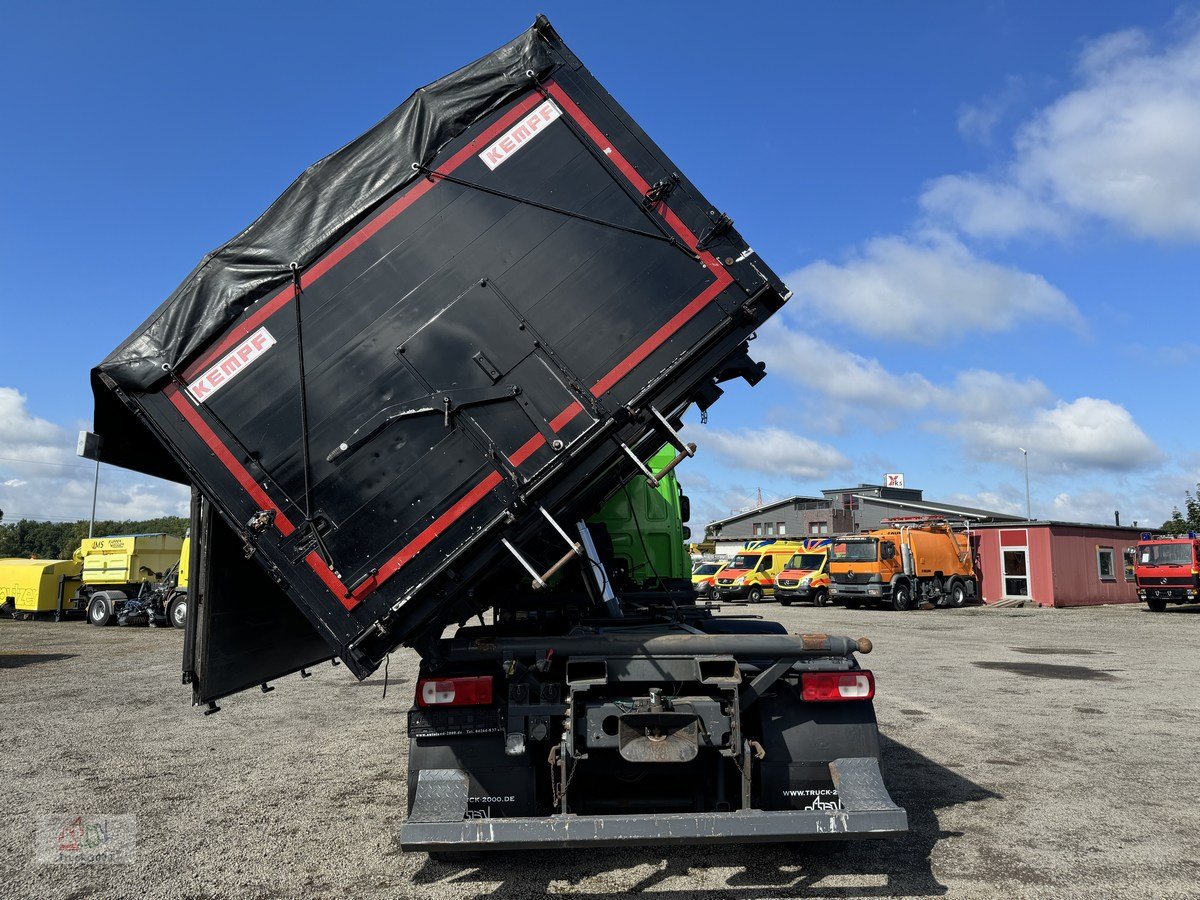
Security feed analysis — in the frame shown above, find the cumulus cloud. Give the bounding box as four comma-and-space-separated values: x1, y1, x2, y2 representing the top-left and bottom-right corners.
695, 426, 850, 481
956, 75, 1025, 145
923, 22, 1200, 240
784, 230, 1080, 343
938, 397, 1163, 473
756, 331, 1160, 474
0, 387, 188, 522
758, 326, 1053, 419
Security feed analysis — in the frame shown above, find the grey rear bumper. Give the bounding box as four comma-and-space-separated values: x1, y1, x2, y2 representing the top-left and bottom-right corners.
400, 756, 907, 852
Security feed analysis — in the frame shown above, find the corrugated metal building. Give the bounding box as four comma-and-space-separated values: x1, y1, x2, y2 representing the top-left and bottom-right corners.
971, 521, 1144, 607
706, 483, 1017, 555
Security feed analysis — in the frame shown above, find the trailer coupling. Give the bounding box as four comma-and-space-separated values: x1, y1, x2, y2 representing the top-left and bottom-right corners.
400, 757, 906, 851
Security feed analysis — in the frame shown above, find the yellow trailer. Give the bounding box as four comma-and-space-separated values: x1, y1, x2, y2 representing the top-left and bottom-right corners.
0, 558, 83, 619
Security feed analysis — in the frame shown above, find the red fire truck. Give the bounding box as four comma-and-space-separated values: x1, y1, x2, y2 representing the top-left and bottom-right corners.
1135, 532, 1200, 611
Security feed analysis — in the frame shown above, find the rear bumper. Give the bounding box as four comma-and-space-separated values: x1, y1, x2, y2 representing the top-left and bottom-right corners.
401, 756, 906, 851
401, 806, 907, 851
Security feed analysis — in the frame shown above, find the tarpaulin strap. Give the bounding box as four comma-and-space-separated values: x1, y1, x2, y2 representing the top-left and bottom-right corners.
526, 73, 700, 262
411, 163, 700, 262
290, 261, 338, 574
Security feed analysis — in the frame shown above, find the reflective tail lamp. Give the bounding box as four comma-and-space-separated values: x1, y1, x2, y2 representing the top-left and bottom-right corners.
801, 671, 875, 702
417, 675, 493, 707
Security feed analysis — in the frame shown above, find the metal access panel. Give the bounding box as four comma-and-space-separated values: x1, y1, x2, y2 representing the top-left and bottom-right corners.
93, 18, 788, 682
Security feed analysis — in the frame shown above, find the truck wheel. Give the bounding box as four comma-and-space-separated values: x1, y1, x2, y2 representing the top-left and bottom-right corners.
843, 599, 861, 610
891, 584, 914, 611
778, 597, 792, 606
747, 587, 764, 604
948, 579, 967, 608
168, 596, 188, 629
1147, 597, 1167, 612
88, 596, 113, 626
813, 588, 829, 607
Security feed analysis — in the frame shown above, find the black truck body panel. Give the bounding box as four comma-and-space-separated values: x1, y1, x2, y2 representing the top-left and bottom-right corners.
92, 17, 786, 690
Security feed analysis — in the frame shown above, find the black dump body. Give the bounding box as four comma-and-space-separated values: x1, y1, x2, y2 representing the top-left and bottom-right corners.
92, 16, 789, 694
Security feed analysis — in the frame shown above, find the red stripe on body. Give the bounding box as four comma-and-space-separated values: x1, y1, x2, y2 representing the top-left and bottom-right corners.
169, 81, 741, 605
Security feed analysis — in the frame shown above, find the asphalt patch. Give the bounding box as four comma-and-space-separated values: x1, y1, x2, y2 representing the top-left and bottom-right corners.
972, 660, 1116, 681
0, 652, 76, 668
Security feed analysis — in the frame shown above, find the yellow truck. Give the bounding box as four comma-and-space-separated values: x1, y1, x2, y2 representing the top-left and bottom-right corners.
828, 521, 977, 611
78, 533, 189, 628
712, 540, 808, 603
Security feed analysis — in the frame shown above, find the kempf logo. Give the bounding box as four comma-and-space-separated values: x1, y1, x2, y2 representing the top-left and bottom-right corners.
479, 100, 562, 171
188, 327, 276, 402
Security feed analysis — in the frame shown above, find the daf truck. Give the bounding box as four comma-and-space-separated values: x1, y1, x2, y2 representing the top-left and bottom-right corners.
90, 16, 905, 854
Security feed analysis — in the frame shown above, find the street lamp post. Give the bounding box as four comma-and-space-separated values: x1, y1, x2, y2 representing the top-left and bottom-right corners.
1019, 447, 1031, 521
77, 431, 103, 537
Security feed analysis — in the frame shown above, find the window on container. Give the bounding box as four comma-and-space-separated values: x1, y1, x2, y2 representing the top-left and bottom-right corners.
1122, 547, 1136, 582
753, 523, 761, 537
766, 522, 775, 536
810, 521, 829, 535
1097, 546, 1115, 582
777, 522, 786, 535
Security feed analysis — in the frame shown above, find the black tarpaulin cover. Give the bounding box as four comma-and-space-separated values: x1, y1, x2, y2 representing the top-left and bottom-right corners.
96, 19, 558, 395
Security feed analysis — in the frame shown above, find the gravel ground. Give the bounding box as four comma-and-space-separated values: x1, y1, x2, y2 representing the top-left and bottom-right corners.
2, 602, 1199, 899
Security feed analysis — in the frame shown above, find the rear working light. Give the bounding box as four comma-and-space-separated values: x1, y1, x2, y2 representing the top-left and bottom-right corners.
417, 675, 493, 707
801, 671, 875, 702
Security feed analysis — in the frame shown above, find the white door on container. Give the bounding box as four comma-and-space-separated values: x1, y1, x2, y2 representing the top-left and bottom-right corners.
1002, 548, 1030, 600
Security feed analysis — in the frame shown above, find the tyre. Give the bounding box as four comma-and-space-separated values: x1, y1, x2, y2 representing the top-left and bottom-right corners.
813, 588, 829, 607
1147, 597, 1167, 612
891, 583, 914, 611
948, 579, 967, 608
778, 598, 792, 606
747, 586, 764, 604
88, 595, 112, 626
168, 595, 188, 629
843, 599, 861, 610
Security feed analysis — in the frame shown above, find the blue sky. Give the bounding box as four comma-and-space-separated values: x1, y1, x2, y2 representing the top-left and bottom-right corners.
1, 1, 1197, 528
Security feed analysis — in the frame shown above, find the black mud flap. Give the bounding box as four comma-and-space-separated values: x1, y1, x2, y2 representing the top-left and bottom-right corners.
184, 492, 332, 706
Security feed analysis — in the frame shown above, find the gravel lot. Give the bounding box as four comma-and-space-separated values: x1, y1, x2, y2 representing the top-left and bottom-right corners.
3, 602, 1199, 899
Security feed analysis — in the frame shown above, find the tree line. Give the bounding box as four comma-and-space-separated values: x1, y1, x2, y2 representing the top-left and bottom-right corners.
0, 509, 188, 560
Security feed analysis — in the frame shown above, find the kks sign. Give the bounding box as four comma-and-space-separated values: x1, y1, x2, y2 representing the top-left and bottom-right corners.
884, 473, 905, 488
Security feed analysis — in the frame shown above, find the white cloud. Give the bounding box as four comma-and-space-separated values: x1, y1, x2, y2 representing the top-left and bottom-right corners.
933, 397, 1163, 473
756, 332, 1160, 475
924, 22, 1200, 240
956, 75, 1025, 145
696, 426, 850, 481
758, 327, 1053, 420
0, 387, 187, 523
784, 230, 1080, 343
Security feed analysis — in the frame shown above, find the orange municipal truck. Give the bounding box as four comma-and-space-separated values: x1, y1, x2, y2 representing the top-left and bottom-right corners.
828, 520, 976, 611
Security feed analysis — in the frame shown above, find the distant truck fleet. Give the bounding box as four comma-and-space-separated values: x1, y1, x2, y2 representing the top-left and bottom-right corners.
0, 532, 189, 627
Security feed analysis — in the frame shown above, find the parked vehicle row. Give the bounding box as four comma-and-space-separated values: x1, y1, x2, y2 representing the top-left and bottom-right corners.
694, 519, 980, 611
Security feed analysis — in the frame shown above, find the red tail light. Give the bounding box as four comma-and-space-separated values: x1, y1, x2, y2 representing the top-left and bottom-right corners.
417, 675, 493, 707
801, 671, 875, 702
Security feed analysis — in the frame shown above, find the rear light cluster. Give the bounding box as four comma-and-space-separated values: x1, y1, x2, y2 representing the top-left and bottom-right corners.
801, 671, 875, 702
417, 675, 493, 707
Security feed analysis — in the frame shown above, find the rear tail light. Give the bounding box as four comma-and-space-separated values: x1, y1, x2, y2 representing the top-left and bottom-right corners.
801, 671, 875, 702
417, 675, 493, 707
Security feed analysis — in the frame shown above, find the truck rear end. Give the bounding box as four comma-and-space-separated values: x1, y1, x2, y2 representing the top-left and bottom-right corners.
91, 16, 905, 852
